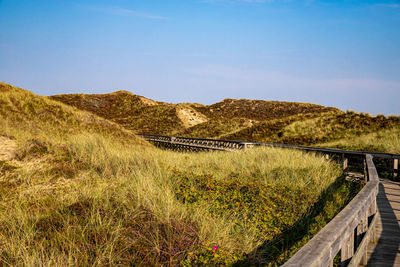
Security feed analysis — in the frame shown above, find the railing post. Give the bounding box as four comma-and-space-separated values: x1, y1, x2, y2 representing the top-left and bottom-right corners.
394, 159, 398, 178
357, 212, 368, 265
364, 158, 368, 182
342, 153, 348, 172
341, 231, 355, 266
241, 142, 254, 150
369, 198, 378, 244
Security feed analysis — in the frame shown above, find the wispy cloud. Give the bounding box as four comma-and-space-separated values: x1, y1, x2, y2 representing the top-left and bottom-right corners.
82, 5, 167, 20
201, 0, 274, 3
375, 3, 400, 8
201, 0, 314, 6
183, 65, 400, 94
241, 0, 274, 2
179, 64, 400, 114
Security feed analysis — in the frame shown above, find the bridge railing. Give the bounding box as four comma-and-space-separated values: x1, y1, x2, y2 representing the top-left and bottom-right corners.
138, 134, 255, 150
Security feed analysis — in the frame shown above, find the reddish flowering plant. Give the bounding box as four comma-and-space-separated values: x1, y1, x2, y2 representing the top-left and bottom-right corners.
212, 246, 218, 254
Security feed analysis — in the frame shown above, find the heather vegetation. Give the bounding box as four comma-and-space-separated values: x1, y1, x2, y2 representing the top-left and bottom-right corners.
50, 91, 186, 135
177, 117, 252, 139
0, 83, 363, 265
191, 98, 338, 121
50, 91, 339, 137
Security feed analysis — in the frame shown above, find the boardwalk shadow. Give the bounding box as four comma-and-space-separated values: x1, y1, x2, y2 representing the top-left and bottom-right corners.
234, 176, 359, 266
367, 181, 400, 266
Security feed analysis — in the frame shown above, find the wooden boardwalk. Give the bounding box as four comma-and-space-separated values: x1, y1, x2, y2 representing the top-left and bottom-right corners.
363, 179, 400, 266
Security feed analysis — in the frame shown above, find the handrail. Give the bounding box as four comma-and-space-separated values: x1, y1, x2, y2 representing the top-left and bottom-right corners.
282, 154, 379, 266
140, 134, 255, 151
139, 133, 400, 159
137, 133, 247, 144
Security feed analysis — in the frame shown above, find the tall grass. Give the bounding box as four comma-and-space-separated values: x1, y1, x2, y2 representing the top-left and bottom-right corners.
318, 127, 400, 154
0, 130, 348, 265
154, 146, 340, 191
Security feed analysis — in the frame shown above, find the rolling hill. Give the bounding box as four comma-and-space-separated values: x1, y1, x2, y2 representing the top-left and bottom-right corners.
50, 89, 400, 153
50, 91, 339, 137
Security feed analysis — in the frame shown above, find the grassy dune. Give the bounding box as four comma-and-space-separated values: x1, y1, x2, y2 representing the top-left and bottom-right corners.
0, 83, 362, 265
191, 98, 338, 121
50, 91, 186, 135
50, 88, 400, 154
0, 83, 147, 146
222, 111, 400, 150
319, 127, 400, 154
51, 91, 338, 138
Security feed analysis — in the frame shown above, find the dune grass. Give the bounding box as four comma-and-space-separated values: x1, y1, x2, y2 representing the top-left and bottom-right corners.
1, 133, 359, 266
0, 83, 362, 265
318, 127, 400, 154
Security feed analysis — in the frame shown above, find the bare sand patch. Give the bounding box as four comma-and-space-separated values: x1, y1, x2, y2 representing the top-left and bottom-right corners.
0, 136, 17, 161
177, 106, 208, 128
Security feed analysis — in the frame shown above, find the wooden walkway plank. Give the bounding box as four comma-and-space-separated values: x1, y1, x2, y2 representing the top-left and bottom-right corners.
363, 179, 400, 267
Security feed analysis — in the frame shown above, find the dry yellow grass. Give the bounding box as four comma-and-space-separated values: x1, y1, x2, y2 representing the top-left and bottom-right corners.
0, 135, 343, 265
318, 127, 400, 154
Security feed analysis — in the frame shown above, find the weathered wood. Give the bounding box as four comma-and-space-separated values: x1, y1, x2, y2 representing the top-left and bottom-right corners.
341, 230, 355, 266
363, 158, 368, 182
365, 179, 400, 267
394, 159, 399, 178
146, 138, 233, 151
342, 154, 349, 171
358, 213, 368, 265
348, 212, 378, 267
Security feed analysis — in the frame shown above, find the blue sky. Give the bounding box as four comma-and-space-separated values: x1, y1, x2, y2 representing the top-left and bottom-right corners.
0, 0, 399, 114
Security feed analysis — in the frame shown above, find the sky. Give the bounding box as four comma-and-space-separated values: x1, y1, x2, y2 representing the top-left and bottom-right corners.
0, 0, 399, 115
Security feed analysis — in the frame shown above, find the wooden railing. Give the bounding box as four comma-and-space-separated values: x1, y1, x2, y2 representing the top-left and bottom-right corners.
138, 134, 400, 266
138, 134, 255, 151
283, 154, 379, 267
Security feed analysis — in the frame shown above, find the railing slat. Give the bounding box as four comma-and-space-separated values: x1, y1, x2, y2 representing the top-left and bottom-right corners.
348, 212, 379, 267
